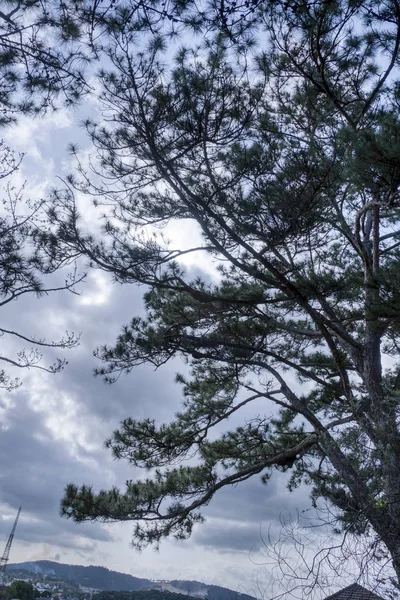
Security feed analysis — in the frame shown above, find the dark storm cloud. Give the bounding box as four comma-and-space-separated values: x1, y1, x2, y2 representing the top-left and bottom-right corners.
0, 263, 205, 555
193, 521, 265, 553
2, 267, 185, 424
192, 467, 315, 554
205, 472, 312, 525
0, 390, 113, 549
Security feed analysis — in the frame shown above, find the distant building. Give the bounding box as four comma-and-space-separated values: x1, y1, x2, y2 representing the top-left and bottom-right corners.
325, 584, 385, 600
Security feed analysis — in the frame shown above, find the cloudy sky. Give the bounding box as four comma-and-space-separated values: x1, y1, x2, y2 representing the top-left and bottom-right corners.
0, 88, 377, 599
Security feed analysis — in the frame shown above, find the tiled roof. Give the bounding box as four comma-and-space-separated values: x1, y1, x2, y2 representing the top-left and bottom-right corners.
324, 584, 385, 600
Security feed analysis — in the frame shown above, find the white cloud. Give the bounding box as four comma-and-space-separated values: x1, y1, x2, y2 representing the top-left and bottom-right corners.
80, 272, 112, 307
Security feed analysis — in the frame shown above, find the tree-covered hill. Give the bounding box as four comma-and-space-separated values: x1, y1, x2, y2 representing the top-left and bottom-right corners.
93, 591, 195, 600
7, 561, 149, 591
6, 561, 256, 600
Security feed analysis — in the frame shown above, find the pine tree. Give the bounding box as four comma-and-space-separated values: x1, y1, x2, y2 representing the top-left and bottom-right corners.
0, 141, 82, 390
0, 0, 182, 386
53, 0, 400, 584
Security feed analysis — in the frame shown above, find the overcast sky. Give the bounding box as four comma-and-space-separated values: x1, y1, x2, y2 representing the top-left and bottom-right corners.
0, 91, 380, 599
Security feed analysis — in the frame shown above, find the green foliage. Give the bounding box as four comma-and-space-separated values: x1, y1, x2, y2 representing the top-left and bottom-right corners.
1, 0, 253, 124
0, 1, 88, 123
8, 581, 36, 600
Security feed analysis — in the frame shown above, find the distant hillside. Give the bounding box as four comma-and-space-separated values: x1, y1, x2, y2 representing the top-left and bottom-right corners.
94, 591, 191, 600
7, 561, 149, 591
6, 561, 256, 600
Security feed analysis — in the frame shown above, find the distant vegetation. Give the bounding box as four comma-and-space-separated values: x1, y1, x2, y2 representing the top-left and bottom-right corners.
0, 580, 51, 600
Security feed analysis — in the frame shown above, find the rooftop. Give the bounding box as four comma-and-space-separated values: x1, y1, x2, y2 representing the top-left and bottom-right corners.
324, 584, 385, 600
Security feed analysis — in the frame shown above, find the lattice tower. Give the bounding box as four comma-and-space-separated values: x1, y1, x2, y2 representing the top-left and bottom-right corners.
0, 507, 21, 584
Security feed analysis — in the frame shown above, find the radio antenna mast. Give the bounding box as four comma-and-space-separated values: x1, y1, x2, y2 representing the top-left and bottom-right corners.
0, 507, 21, 585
